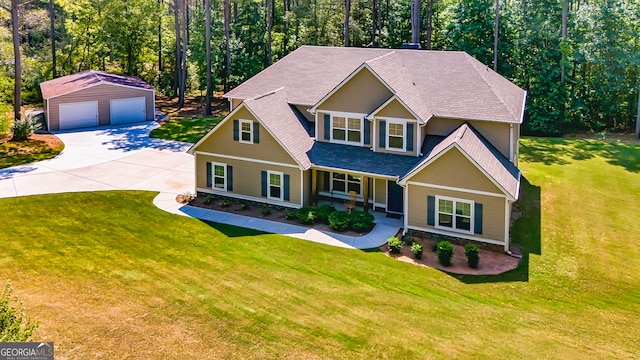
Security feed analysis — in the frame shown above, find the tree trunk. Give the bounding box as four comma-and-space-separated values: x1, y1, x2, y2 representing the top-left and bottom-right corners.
266, 0, 272, 65
11, 0, 21, 122
561, 0, 568, 82
425, 0, 433, 49
174, 0, 180, 97
411, 0, 420, 44
49, 0, 56, 78
282, 0, 288, 54
205, 0, 212, 115
158, 0, 163, 88
344, 0, 350, 47
493, 0, 499, 71
224, 0, 230, 92
179, 0, 187, 108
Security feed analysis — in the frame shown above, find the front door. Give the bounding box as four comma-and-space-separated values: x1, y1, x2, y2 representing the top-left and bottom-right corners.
387, 181, 403, 213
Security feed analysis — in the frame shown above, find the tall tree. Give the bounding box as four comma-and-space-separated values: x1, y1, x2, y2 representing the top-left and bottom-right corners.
425, 0, 434, 49
493, 0, 498, 71
266, 0, 272, 64
205, 0, 212, 115
411, 0, 420, 44
0, 0, 22, 122
344, 0, 350, 46
49, 0, 56, 78
224, 0, 230, 91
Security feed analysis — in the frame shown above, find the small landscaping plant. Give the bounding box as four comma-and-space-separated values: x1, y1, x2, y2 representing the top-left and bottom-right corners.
261, 204, 272, 216
387, 236, 402, 254
349, 210, 374, 232
296, 207, 317, 224
220, 199, 231, 208
240, 200, 251, 210
315, 204, 336, 223
203, 195, 214, 205
328, 210, 351, 231
284, 208, 297, 220
402, 234, 414, 245
436, 240, 454, 266
179, 191, 196, 203
464, 243, 480, 268
411, 242, 424, 259
11, 115, 41, 141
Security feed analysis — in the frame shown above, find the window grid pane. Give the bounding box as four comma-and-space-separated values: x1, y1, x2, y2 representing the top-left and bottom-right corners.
439, 200, 453, 214
333, 117, 346, 129
241, 122, 251, 131
348, 118, 360, 130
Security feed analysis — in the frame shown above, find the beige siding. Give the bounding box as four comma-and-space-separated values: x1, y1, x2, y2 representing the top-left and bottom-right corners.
302, 170, 311, 206
425, 118, 511, 158
374, 178, 387, 207
513, 124, 520, 167
319, 68, 392, 114
373, 118, 419, 156
406, 184, 506, 243
196, 154, 302, 206
375, 98, 415, 119
46, 83, 154, 131
230, 98, 243, 110
409, 147, 503, 195
194, 106, 298, 166
317, 111, 326, 142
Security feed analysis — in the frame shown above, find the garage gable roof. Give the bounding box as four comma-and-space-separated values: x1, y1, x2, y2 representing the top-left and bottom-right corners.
40, 70, 153, 99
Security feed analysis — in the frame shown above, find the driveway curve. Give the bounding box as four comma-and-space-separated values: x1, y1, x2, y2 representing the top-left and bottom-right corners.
0, 122, 194, 198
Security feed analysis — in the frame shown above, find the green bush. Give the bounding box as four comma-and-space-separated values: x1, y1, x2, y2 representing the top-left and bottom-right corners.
220, 199, 231, 208
240, 200, 251, 210
411, 243, 424, 259
284, 208, 297, 220
203, 195, 214, 205
349, 210, 374, 232
261, 204, 272, 216
315, 204, 336, 223
296, 206, 317, 224
402, 235, 414, 246
464, 243, 480, 268
0, 282, 39, 341
387, 237, 402, 254
328, 210, 351, 232
11, 115, 41, 141
436, 240, 454, 266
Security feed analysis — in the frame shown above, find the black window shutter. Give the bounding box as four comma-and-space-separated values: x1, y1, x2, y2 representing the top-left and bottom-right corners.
427, 195, 435, 226
253, 122, 259, 143
233, 120, 239, 141
407, 123, 414, 151
261, 171, 268, 197
226, 165, 233, 191
379, 120, 386, 148
206, 162, 212, 188
474, 203, 483, 234
283, 174, 290, 201
364, 119, 371, 145
324, 114, 330, 140
322, 171, 330, 191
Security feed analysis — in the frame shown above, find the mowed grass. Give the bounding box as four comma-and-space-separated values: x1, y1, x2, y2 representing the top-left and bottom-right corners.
1, 137, 639, 358
149, 116, 223, 143
0, 137, 64, 169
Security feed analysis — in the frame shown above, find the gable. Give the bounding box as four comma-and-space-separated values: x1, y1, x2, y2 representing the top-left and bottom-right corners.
192, 106, 298, 166
317, 67, 393, 114
374, 98, 416, 120
408, 147, 503, 195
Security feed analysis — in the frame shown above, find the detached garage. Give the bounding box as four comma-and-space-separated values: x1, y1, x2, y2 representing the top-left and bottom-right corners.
40, 70, 155, 131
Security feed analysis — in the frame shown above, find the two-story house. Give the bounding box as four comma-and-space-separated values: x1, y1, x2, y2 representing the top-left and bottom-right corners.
188, 46, 526, 251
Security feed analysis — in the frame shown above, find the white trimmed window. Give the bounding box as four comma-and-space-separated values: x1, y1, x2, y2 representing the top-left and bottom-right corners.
239, 119, 253, 143
268, 171, 283, 201
386, 120, 405, 151
331, 172, 362, 195
331, 114, 362, 145
436, 196, 473, 233
211, 162, 227, 190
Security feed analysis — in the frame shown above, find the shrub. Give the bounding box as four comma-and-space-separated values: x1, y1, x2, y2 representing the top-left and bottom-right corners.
203, 195, 214, 205
220, 199, 231, 208
11, 115, 41, 141
436, 240, 454, 266
315, 204, 336, 223
240, 200, 251, 210
178, 191, 196, 203
328, 210, 351, 231
402, 235, 414, 246
261, 204, 272, 216
411, 242, 424, 259
284, 208, 297, 220
296, 206, 317, 224
387, 237, 402, 254
0, 282, 39, 341
349, 210, 374, 232
464, 243, 480, 268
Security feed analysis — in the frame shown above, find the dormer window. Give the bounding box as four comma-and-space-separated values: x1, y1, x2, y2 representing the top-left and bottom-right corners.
239, 119, 253, 143
387, 120, 406, 151
330, 113, 363, 145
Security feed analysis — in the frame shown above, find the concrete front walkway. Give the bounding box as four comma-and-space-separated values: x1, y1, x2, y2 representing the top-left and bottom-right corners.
0, 122, 194, 198
153, 192, 402, 249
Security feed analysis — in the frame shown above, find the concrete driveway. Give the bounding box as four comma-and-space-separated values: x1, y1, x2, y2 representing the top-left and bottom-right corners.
0, 122, 194, 198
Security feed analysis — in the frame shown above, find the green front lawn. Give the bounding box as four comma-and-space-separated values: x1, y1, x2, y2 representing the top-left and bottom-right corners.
0, 137, 64, 169
149, 116, 223, 143
1, 137, 639, 358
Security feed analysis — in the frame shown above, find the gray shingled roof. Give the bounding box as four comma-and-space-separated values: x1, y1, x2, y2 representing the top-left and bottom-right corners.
402, 123, 520, 199
243, 89, 314, 169
224, 46, 526, 123
40, 70, 153, 99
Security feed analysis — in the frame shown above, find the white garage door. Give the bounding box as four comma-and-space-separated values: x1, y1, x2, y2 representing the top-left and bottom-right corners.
110, 97, 146, 125
59, 101, 99, 130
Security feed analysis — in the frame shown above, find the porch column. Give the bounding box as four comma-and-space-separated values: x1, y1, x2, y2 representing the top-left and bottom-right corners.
363, 176, 370, 212
311, 169, 318, 206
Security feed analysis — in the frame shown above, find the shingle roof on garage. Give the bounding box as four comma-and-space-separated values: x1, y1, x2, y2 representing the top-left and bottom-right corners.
40, 70, 153, 99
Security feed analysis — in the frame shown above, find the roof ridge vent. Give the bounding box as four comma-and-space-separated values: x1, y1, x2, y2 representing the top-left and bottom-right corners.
252, 87, 285, 101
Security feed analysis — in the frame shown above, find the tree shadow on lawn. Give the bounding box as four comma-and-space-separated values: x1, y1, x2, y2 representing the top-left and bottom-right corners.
445, 176, 541, 284
520, 137, 640, 172
201, 220, 268, 238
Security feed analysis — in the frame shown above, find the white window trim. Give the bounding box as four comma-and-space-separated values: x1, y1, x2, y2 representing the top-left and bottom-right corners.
211, 161, 227, 191
267, 170, 284, 201
384, 118, 406, 152
239, 119, 253, 144
434, 195, 474, 235
330, 171, 363, 196
329, 112, 365, 146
